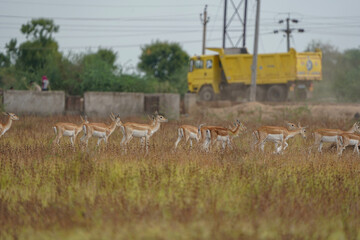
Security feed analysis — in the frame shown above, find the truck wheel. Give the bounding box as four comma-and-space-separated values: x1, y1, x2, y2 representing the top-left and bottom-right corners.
295, 88, 307, 101
266, 85, 287, 102
199, 86, 215, 101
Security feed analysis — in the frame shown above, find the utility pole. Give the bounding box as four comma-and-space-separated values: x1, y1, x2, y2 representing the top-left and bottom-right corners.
249, 0, 260, 102
242, 0, 248, 48
222, 0, 227, 49
200, 5, 210, 55
274, 14, 304, 52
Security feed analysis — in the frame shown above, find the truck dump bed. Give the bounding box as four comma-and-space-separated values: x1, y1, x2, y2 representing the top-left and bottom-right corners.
208, 48, 322, 85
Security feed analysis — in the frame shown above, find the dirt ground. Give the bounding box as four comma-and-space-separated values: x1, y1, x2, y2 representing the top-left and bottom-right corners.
193, 101, 360, 122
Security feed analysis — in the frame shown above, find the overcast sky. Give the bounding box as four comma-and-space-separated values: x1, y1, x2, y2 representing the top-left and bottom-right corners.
1, 0, 359, 70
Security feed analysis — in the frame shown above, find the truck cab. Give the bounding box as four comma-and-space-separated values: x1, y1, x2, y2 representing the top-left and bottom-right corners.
188, 55, 221, 101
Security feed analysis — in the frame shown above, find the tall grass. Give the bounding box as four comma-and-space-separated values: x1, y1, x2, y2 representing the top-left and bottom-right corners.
0, 115, 359, 240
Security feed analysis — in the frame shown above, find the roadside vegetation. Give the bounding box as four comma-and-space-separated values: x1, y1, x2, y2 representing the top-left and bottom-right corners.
0, 18, 189, 95
1, 18, 360, 100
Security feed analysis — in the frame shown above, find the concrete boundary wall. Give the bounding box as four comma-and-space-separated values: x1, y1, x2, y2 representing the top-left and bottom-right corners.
85, 92, 180, 119
145, 93, 180, 119
184, 93, 197, 114
2, 91, 180, 119
84, 92, 145, 118
3, 90, 65, 115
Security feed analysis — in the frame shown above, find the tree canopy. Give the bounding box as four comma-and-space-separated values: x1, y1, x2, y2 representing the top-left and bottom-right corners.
306, 40, 360, 102
138, 41, 189, 82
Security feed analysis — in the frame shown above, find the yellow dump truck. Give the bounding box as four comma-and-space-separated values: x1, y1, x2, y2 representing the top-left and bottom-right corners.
187, 48, 322, 101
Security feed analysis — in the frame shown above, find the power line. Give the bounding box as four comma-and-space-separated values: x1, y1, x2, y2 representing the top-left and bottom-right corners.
0, 14, 202, 22
273, 14, 304, 51
0, 0, 212, 8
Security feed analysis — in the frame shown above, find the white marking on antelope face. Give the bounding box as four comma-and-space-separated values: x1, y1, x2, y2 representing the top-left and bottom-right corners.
115, 117, 122, 126
157, 115, 168, 123
301, 128, 307, 139
9, 113, 19, 121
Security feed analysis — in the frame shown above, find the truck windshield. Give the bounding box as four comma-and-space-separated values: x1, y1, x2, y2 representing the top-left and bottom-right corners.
206, 59, 212, 69
189, 59, 204, 72
194, 60, 203, 69
189, 60, 194, 72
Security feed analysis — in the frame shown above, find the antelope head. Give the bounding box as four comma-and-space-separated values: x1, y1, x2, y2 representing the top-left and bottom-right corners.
80, 115, 89, 124
237, 119, 247, 132
297, 122, 307, 139
3, 112, 19, 121
285, 121, 297, 130
155, 114, 168, 123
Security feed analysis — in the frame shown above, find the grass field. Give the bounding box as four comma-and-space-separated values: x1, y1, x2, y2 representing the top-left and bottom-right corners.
0, 114, 360, 240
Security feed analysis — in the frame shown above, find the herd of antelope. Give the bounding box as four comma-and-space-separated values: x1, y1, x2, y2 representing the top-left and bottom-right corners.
1, 111, 360, 157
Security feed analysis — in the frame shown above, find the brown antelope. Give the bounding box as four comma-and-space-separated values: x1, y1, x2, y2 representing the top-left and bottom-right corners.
121, 111, 168, 154
174, 123, 205, 150
337, 132, 360, 156
311, 122, 360, 153
0, 112, 19, 137
81, 113, 122, 147
53, 116, 89, 147
253, 123, 307, 154
202, 120, 247, 151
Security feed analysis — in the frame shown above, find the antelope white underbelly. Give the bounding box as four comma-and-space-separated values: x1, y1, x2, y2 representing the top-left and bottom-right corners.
63, 130, 75, 137
265, 134, 283, 142
133, 130, 147, 138
348, 139, 359, 146
189, 132, 197, 139
217, 135, 229, 142
93, 131, 106, 138
321, 136, 338, 142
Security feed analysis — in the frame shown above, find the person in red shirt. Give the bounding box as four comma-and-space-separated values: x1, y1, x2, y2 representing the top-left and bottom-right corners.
41, 76, 50, 91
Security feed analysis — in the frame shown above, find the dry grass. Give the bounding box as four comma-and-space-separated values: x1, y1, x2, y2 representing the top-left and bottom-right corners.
0, 115, 360, 240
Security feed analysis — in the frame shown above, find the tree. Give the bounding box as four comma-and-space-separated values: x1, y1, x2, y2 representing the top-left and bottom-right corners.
0, 39, 17, 68
82, 48, 117, 70
16, 18, 61, 71
305, 40, 360, 102
333, 48, 360, 101
305, 41, 342, 100
21, 18, 59, 43
138, 41, 189, 82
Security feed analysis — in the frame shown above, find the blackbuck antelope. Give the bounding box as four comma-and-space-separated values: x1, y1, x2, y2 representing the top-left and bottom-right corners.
253, 123, 307, 154
201, 120, 247, 151
121, 112, 168, 154
337, 133, 360, 156
174, 124, 205, 150
311, 122, 360, 153
81, 113, 122, 147
0, 112, 19, 137
53, 116, 89, 147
